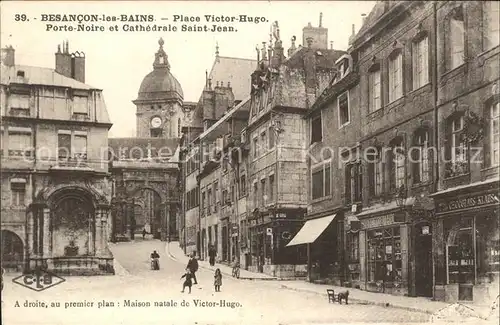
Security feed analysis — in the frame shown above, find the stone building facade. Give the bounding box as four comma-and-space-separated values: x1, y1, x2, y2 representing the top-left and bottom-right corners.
179, 48, 257, 260
302, 0, 499, 303
430, 0, 499, 304
1, 43, 114, 275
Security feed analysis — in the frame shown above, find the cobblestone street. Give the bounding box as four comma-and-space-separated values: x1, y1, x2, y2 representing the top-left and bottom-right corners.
2, 240, 432, 325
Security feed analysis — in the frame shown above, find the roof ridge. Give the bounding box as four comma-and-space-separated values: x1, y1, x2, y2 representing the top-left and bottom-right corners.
217, 56, 257, 62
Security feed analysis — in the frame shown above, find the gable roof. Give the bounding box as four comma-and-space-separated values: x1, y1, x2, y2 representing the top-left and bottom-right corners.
208, 56, 257, 101
353, 1, 403, 45
1, 64, 98, 89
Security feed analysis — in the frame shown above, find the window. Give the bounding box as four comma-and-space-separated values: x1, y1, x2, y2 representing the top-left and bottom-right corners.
201, 192, 206, 215
9, 94, 30, 116
214, 182, 218, 212
338, 91, 350, 126
151, 129, 162, 138
8, 130, 32, 157
73, 134, 87, 159
207, 189, 212, 213
491, 102, 500, 166
261, 131, 267, 154
412, 36, 429, 89
178, 118, 181, 137
452, 115, 466, 164
253, 137, 258, 158
483, 2, 500, 50
347, 232, 359, 261
413, 130, 431, 184
445, 114, 468, 178
269, 174, 275, 201
311, 114, 322, 143
311, 162, 331, 200
345, 162, 362, 204
389, 139, 405, 191
222, 189, 228, 206
369, 68, 381, 112
449, 7, 465, 70
367, 148, 384, 197
240, 175, 247, 196
261, 179, 267, 206
389, 52, 403, 102
268, 126, 275, 149
231, 185, 235, 203
73, 96, 88, 114
11, 182, 26, 206
253, 182, 258, 208
367, 227, 402, 284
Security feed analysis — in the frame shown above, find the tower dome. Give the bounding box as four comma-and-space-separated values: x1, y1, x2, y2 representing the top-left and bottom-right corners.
136, 38, 183, 102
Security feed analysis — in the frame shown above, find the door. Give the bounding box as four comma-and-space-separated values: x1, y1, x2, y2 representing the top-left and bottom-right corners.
415, 224, 433, 297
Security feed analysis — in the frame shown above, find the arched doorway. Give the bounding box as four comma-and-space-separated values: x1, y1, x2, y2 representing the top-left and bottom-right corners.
1, 230, 24, 271
133, 188, 163, 239
52, 193, 95, 257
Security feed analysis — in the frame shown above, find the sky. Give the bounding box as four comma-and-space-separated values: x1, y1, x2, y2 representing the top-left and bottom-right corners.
1, 1, 376, 137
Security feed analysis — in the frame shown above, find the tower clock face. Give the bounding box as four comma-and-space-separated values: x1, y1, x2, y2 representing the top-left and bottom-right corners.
151, 117, 162, 128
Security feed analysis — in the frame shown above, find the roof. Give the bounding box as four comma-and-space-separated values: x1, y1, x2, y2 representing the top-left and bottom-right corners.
353, 1, 404, 45
208, 56, 257, 101
136, 68, 183, 101
108, 137, 180, 160
284, 47, 346, 70
0, 64, 97, 89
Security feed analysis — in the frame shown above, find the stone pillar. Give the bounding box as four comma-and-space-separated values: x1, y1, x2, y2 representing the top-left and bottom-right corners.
42, 208, 51, 257
400, 224, 409, 291
359, 230, 366, 286
27, 209, 34, 255
161, 204, 169, 241
92, 210, 99, 255
101, 208, 109, 253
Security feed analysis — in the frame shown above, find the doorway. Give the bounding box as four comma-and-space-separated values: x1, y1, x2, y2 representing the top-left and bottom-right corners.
415, 223, 433, 297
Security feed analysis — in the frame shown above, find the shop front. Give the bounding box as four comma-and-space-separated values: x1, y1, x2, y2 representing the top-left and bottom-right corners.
248, 208, 306, 277
357, 211, 410, 296
287, 212, 344, 285
432, 184, 500, 304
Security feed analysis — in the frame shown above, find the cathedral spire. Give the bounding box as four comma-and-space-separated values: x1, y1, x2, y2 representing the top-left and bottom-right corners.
153, 37, 170, 70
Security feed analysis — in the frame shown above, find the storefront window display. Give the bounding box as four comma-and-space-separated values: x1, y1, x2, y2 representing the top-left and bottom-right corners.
367, 226, 402, 287
445, 214, 500, 285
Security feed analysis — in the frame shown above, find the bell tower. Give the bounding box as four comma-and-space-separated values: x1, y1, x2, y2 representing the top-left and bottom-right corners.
133, 38, 184, 139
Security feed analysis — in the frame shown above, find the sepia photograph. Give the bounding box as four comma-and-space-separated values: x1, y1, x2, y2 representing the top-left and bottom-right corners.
0, 1, 499, 324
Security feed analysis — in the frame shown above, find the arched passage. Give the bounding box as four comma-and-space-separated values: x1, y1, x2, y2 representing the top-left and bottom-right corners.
1, 230, 24, 270
131, 187, 164, 239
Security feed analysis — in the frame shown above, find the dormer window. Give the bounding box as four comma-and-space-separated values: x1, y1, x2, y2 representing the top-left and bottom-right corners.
159, 56, 165, 64
16, 70, 25, 78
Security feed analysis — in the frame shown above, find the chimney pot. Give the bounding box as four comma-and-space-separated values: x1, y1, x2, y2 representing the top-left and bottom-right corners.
361, 13, 367, 25
1, 46, 15, 67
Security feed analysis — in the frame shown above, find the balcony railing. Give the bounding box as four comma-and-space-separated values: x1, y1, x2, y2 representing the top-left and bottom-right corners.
444, 161, 469, 178
56, 156, 89, 168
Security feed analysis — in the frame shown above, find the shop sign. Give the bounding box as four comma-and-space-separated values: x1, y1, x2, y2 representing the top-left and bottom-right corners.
361, 214, 395, 229
437, 193, 499, 213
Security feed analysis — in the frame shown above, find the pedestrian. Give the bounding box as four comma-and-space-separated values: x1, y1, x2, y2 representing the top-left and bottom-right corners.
214, 268, 222, 292
208, 245, 216, 266
180, 269, 193, 293
142, 228, 147, 239
186, 252, 199, 284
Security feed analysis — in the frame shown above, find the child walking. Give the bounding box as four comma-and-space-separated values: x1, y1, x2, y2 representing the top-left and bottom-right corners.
181, 269, 194, 293
214, 268, 222, 292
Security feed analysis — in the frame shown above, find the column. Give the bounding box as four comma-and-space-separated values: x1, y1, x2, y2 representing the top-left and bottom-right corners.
162, 204, 169, 241
42, 208, 51, 257
400, 224, 409, 290
93, 210, 100, 255
101, 209, 109, 252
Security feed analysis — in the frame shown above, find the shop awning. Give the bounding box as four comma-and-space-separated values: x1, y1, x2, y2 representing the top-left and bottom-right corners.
286, 214, 336, 247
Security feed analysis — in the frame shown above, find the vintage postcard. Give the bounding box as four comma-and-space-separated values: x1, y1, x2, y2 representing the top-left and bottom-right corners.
1, 1, 499, 324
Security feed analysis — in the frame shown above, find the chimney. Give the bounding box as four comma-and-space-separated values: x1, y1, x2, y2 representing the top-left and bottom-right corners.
55, 41, 86, 83
361, 14, 367, 25
348, 24, 356, 45
1, 45, 15, 66
302, 13, 328, 49
71, 51, 85, 83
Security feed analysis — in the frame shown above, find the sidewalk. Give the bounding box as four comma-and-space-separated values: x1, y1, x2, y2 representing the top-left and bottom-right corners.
166, 242, 498, 320
166, 241, 276, 280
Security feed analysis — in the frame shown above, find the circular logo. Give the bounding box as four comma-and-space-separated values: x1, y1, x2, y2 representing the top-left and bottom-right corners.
151, 117, 162, 128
